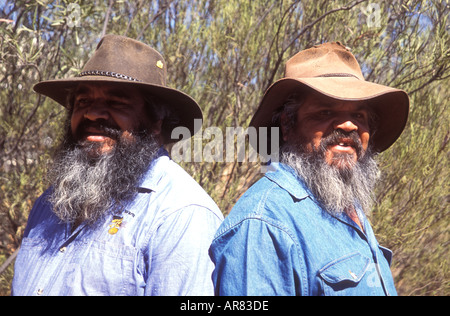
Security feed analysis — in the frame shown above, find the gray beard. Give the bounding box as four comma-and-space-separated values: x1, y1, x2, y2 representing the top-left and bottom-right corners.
280, 143, 379, 217
47, 131, 159, 225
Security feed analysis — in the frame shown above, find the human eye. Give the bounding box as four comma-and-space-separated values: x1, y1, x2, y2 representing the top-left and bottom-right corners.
319, 110, 333, 116
353, 111, 368, 122
74, 97, 90, 109
312, 109, 333, 119
109, 99, 129, 109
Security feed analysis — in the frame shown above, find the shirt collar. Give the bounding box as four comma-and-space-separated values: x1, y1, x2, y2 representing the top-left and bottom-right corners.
266, 162, 369, 233
137, 146, 170, 192
264, 162, 310, 201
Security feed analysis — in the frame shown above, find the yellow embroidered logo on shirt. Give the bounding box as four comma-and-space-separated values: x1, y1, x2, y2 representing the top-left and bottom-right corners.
108, 217, 123, 235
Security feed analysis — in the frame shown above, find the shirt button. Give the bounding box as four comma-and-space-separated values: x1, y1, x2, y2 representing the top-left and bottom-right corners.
37, 288, 44, 295
59, 247, 66, 253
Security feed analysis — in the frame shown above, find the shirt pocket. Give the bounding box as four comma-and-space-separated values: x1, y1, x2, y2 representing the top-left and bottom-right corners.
318, 252, 373, 296
68, 240, 138, 296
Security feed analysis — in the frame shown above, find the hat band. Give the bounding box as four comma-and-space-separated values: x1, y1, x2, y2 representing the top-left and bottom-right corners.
78, 70, 141, 82
316, 73, 360, 79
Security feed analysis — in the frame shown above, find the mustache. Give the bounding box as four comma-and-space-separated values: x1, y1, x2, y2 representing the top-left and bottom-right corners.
319, 130, 364, 157
74, 119, 121, 141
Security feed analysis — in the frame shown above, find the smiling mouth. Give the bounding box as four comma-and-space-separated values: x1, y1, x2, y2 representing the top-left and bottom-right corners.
325, 136, 363, 158
85, 135, 110, 142
79, 129, 112, 143
75, 120, 121, 143
83, 128, 111, 139
336, 138, 356, 148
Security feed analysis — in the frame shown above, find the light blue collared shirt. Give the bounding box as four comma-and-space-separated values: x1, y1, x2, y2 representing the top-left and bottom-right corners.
12, 149, 223, 296
210, 162, 397, 296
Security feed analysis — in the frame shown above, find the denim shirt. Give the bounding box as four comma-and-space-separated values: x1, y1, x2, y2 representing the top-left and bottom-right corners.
12, 149, 223, 296
210, 162, 397, 296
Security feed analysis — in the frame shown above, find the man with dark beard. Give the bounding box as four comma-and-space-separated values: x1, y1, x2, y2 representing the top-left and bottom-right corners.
210, 42, 409, 296
12, 35, 223, 296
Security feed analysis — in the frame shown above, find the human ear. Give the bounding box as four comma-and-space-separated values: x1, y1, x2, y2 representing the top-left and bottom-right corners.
280, 112, 290, 142
152, 119, 163, 135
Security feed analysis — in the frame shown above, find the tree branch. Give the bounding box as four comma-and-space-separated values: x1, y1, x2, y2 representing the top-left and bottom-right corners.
264, 0, 369, 91
101, 0, 114, 38
0, 247, 20, 276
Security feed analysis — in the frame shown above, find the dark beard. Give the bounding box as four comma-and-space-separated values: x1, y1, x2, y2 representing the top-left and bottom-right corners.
280, 131, 379, 216
47, 126, 159, 225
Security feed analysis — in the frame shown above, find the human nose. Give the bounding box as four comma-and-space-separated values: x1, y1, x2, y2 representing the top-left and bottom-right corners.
333, 115, 358, 133
83, 102, 110, 121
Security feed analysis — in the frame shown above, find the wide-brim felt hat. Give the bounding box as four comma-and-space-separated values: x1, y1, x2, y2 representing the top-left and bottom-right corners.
250, 42, 410, 153
33, 34, 202, 143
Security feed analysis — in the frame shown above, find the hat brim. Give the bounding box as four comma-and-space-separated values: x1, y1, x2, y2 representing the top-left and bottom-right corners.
34, 76, 202, 143
250, 77, 409, 153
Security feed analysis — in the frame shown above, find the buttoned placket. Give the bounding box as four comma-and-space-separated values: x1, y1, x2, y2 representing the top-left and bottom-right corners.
56, 223, 86, 255
31, 223, 86, 296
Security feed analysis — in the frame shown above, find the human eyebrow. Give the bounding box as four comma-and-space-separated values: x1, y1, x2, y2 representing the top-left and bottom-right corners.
306, 102, 334, 113
353, 104, 373, 122
354, 102, 370, 112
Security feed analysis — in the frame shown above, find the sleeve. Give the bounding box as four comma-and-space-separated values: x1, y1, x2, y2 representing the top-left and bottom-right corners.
144, 205, 222, 296
22, 188, 53, 237
210, 218, 303, 296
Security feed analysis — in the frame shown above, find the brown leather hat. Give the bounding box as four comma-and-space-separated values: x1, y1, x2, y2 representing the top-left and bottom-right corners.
33, 34, 202, 143
250, 42, 410, 153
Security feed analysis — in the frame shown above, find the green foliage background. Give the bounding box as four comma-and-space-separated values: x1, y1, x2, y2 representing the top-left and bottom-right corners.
1, 0, 448, 295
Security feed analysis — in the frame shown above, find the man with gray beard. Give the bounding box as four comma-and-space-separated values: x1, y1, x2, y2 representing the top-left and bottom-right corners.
210, 42, 409, 296
12, 35, 223, 296
47, 116, 161, 227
